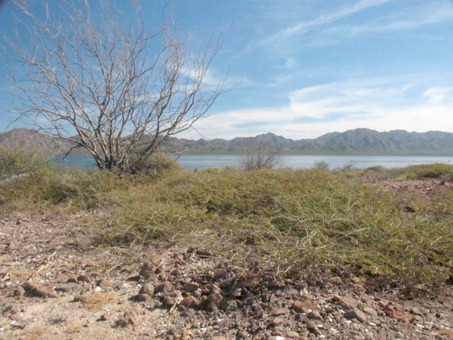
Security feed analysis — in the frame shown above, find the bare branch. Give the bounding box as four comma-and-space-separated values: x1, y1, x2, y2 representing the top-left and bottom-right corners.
7, 0, 224, 172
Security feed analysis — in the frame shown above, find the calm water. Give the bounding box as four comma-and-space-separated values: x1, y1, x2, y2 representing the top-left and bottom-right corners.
54, 154, 453, 170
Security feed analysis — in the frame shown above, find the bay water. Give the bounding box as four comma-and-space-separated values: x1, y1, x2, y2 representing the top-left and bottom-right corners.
54, 154, 453, 170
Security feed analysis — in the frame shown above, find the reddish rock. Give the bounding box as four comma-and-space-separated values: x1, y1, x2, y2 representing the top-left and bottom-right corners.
344, 307, 367, 322
291, 299, 316, 314
332, 294, 359, 309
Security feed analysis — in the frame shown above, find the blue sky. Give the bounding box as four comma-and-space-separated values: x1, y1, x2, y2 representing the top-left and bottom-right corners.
1, 0, 453, 139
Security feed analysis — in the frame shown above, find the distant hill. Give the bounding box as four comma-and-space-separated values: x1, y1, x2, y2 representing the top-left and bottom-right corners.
162, 128, 453, 155
1, 128, 453, 156
0, 129, 58, 152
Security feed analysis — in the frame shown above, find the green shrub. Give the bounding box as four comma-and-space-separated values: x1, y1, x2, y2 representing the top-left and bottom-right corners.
0, 148, 52, 179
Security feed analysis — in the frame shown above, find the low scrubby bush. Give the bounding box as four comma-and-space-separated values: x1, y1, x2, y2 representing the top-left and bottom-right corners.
0, 148, 52, 179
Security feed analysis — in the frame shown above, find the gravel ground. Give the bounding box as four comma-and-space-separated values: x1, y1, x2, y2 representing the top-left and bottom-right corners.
1, 206, 453, 340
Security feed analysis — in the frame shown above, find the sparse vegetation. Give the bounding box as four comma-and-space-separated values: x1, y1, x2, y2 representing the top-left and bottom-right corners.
1, 152, 453, 290
0, 148, 52, 179
240, 142, 282, 171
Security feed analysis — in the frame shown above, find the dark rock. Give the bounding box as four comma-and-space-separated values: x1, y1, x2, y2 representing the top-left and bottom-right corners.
139, 283, 154, 296
13, 286, 25, 297
162, 295, 177, 307
307, 311, 322, 320
179, 296, 200, 309
138, 293, 151, 301
98, 314, 107, 321
116, 311, 136, 327
77, 275, 92, 283
139, 262, 155, 280
203, 292, 223, 311
181, 308, 196, 318
22, 282, 57, 298
306, 321, 318, 334
183, 282, 200, 293
154, 281, 173, 294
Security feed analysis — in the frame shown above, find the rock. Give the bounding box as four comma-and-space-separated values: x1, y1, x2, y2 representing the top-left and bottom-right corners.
378, 303, 412, 321
179, 296, 200, 309
344, 308, 367, 323
98, 314, 108, 321
410, 306, 423, 316
332, 295, 359, 309
306, 321, 318, 334
22, 282, 57, 298
362, 306, 378, 317
97, 279, 113, 289
204, 292, 223, 311
291, 299, 316, 314
139, 262, 154, 280
181, 308, 196, 318
138, 293, 151, 301
115, 311, 136, 327
154, 281, 173, 294
307, 311, 322, 320
13, 286, 25, 297
162, 295, 178, 307
55, 282, 80, 293
439, 330, 453, 339
269, 337, 286, 340
271, 317, 284, 326
207, 284, 222, 295
82, 259, 96, 267
139, 283, 154, 295
77, 275, 92, 283
286, 332, 300, 339
210, 336, 228, 340
273, 308, 288, 316
183, 282, 200, 293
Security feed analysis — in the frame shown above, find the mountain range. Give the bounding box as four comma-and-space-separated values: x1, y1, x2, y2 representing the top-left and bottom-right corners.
1, 128, 453, 156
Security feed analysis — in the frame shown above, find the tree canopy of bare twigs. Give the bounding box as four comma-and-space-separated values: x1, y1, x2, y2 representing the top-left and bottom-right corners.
240, 141, 282, 171
6, 0, 224, 172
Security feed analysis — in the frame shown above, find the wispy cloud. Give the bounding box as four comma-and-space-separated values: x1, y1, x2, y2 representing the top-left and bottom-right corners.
267, 0, 393, 42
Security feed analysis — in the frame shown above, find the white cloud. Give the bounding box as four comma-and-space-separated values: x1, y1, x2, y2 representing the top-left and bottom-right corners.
183, 79, 453, 140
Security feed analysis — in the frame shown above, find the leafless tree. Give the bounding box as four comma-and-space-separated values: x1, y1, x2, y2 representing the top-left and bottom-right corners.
240, 141, 282, 171
6, 0, 224, 172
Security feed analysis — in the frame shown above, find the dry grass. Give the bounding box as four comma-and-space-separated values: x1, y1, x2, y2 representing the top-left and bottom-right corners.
2, 149, 452, 289
76, 291, 118, 311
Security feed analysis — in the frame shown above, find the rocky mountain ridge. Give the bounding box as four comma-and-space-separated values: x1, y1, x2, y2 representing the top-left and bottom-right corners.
1, 128, 453, 155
